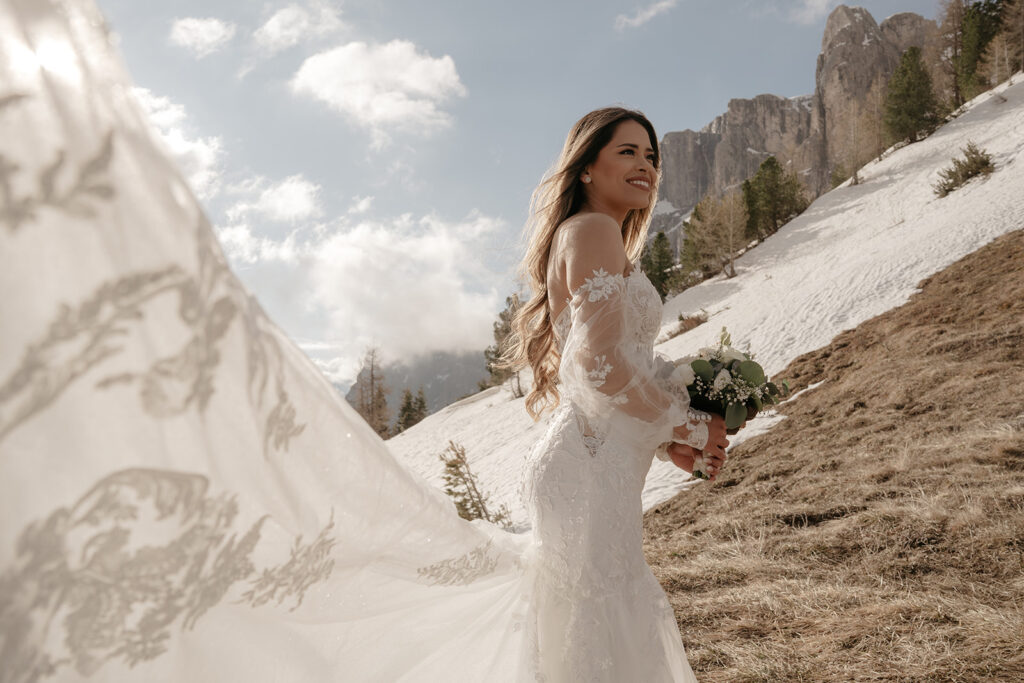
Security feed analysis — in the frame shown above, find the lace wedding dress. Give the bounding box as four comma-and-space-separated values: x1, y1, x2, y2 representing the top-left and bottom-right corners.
0, 1, 697, 681
516, 245, 701, 681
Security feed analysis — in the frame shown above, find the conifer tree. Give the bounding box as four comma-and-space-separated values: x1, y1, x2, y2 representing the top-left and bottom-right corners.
741, 178, 760, 238
982, 0, 1024, 82
884, 47, 939, 143
349, 347, 390, 438
413, 387, 428, 420
1009, 0, 1024, 72
439, 441, 512, 529
641, 231, 674, 300
482, 294, 520, 389
742, 156, 808, 239
959, 0, 1005, 99
391, 386, 429, 436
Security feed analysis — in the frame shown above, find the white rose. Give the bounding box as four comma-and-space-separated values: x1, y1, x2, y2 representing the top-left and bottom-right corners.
721, 347, 747, 363
670, 364, 695, 387
713, 368, 732, 391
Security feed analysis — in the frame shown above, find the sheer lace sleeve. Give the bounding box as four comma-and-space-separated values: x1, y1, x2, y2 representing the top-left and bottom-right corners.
557, 216, 705, 454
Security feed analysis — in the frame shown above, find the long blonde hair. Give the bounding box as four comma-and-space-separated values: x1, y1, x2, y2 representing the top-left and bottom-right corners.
497, 107, 662, 420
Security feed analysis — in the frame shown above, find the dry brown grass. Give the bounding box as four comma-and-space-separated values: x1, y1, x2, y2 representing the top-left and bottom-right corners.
644, 230, 1024, 682
666, 311, 710, 341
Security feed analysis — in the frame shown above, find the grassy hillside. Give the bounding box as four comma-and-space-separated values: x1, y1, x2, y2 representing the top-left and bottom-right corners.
644, 230, 1024, 681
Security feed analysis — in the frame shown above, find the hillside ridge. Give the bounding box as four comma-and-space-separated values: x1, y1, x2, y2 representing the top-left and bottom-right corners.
644, 230, 1024, 681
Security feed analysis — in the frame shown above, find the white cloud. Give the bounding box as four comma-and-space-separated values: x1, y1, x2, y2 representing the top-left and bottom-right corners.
168, 17, 236, 58
212, 208, 506, 385
290, 39, 466, 147
307, 211, 503, 371
254, 1, 344, 55
347, 195, 374, 214
132, 87, 223, 199
614, 0, 679, 31
215, 223, 301, 264
226, 174, 322, 223
788, 0, 839, 25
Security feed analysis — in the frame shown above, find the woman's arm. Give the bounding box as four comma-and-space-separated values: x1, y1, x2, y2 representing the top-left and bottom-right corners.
557, 214, 710, 452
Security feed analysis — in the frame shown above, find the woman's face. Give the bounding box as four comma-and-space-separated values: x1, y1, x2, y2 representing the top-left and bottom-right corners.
582, 119, 657, 211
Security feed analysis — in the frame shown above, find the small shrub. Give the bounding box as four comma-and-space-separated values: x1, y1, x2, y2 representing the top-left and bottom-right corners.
666, 310, 708, 341
933, 141, 994, 197
439, 440, 513, 529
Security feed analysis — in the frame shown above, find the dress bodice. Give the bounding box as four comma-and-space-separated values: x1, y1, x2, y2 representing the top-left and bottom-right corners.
552, 266, 662, 360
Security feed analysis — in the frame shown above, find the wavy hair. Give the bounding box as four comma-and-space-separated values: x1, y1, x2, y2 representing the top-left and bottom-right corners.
496, 107, 661, 420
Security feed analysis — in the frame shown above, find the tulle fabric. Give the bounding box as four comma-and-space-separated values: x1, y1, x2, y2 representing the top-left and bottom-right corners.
553, 218, 694, 455
0, 1, 696, 681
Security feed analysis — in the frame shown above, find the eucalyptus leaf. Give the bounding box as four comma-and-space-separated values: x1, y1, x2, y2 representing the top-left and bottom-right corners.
737, 360, 766, 386
691, 359, 714, 383
725, 402, 747, 429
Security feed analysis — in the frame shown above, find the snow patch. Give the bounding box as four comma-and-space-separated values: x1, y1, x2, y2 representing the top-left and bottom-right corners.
653, 198, 679, 216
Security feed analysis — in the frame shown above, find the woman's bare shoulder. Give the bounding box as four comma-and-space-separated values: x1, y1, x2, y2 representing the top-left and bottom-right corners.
556, 212, 621, 251
556, 212, 627, 281
558, 211, 620, 234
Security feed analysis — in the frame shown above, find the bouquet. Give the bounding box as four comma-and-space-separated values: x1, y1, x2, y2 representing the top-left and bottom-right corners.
664, 328, 788, 478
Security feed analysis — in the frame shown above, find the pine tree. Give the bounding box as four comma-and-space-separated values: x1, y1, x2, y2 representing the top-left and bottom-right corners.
439, 441, 512, 529
742, 156, 808, 239
391, 385, 429, 435
349, 347, 390, 438
741, 178, 760, 238
413, 387, 428, 420
884, 47, 940, 143
1009, 0, 1024, 72
482, 294, 520, 389
982, 0, 1024, 83
641, 231, 674, 300
960, 0, 1005, 99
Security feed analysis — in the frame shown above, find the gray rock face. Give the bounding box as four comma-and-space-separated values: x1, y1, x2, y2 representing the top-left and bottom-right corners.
654, 4, 936, 230
816, 6, 936, 177
656, 94, 822, 227
881, 11, 936, 55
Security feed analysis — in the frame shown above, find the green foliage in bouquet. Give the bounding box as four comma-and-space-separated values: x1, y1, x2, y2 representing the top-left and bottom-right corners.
684, 328, 789, 432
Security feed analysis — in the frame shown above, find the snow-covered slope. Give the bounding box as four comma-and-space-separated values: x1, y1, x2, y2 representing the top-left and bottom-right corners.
390, 75, 1024, 530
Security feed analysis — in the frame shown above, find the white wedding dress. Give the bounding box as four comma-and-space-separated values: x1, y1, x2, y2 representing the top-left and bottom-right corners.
0, 0, 697, 681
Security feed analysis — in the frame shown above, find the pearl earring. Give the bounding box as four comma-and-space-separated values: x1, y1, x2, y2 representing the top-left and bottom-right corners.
582, 175, 591, 183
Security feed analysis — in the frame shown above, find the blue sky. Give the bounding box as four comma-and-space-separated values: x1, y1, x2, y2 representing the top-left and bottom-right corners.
95, 0, 938, 384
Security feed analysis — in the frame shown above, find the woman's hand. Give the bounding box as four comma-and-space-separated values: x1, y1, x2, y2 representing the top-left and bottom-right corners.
667, 412, 729, 481
666, 442, 728, 481
665, 442, 696, 472
671, 413, 729, 458
704, 413, 729, 460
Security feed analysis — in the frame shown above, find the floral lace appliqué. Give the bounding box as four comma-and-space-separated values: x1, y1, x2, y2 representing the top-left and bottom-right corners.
415, 539, 500, 586
585, 354, 613, 387
574, 267, 625, 302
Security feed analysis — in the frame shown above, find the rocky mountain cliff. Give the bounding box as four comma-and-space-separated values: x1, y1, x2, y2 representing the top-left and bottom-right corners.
652, 5, 937, 242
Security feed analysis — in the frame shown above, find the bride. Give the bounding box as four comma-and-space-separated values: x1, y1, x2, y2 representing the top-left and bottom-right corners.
498, 107, 730, 681
0, 2, 727, 681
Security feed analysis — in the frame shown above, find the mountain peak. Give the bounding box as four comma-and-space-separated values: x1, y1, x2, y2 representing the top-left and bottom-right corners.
822, 5, 881, 54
